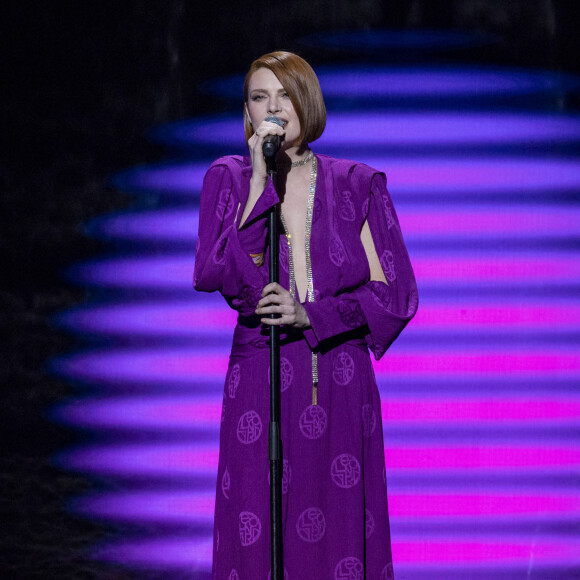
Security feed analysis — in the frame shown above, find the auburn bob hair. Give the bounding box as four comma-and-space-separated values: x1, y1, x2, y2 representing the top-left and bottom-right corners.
243, 51, 326, 146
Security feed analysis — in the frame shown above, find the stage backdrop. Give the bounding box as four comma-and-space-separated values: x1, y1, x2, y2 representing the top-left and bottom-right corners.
50, 30, 580, 580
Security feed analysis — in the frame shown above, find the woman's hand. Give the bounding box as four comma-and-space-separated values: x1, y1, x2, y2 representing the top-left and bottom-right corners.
256, 282, 310, 328
247, 118, 285, 182
239, 119, 285, 227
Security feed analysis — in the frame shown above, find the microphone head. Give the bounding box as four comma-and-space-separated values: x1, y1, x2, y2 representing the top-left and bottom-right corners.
264, 115, 284, 128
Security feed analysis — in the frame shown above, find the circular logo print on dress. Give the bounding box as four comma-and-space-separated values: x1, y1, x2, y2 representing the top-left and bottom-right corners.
380, 250, 396, 282
228, 569, 239, 580
365, 509, 375, 539
213, 236, 228, 265
333, 351, 355, 386
362, 404, 377, 437
334, 556, 364, 580
296, 507, 326, 542
228, 364, 241, 399
329, 235, 346, 267
236, 410, 263, 444
331, 454, 361, 488
299, 405, 328, 439
239, 511, 261, 546
339, 190, 355, 221
337, 299, 365, 328
221, 467, 231, 499
216, 188, 234, 221
281, 357, 293, 392
382, 194, 395, 229
381, 563, 394, 580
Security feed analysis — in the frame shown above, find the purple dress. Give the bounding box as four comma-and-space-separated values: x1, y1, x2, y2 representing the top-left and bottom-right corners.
194, 153, 418, 580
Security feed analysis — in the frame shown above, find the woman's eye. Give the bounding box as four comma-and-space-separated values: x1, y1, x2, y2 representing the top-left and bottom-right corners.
251, 95, 264, 102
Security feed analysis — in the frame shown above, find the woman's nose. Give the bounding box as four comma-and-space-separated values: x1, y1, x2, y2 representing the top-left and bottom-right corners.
268, 97, 281, 114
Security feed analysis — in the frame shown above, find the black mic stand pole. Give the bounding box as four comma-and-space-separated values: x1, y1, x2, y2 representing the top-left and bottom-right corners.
266, 153, 283, 580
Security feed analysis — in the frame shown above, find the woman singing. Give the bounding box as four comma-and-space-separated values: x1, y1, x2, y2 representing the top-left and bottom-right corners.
194, 51, 418, 579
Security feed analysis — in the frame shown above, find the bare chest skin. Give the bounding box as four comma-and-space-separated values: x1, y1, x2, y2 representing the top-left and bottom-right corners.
279, 165, 312, 303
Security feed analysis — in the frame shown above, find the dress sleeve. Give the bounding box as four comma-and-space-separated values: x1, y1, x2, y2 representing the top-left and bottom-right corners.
193, 158, 278, 317
302, 168, 418, 360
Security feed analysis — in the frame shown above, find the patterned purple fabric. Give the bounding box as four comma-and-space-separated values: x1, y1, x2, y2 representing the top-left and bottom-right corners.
194, 154, 418, 579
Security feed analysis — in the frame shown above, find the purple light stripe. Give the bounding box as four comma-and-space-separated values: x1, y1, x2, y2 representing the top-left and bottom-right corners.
55, 302, 237, 337
57, 443, 219, 477
371, 157, 580, 194
74, 490, 215, 524
52, 347, 580, 387
53, 395, 580, 432
317, 66, 580, 98
89, 534, 580, 569
58, 442, 580, 478
54, 396, 223, 431
88, 208, 199, 243
54, 300, 580, 338
73, 489, 580, 526
320, 111, 580, 146
86, 205, 580, 245
109, 157, 580, 200
399, 206, 580, 238
93, 535, 213, 569
159, 111, 580, 147
111, 162, 209, 197
66, 253, 580, 289
198, 65, 580, 100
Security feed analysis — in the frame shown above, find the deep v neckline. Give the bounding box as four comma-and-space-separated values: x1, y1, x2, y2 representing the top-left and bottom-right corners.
280, 155, 317, 304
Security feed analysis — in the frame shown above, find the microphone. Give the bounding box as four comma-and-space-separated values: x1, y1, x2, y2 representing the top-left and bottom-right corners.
262, 116, 284, 159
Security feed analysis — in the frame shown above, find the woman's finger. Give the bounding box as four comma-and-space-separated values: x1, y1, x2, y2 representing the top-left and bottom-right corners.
261, 282, 288, 297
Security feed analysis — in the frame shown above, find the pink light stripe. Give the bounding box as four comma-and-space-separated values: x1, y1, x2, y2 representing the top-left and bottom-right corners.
59, 443, 580, 477
75, 490, 580, 524
393, 538, 580, 564
54, 348, 580, 386
412, 255, 580, 283
55, 396, 580, 431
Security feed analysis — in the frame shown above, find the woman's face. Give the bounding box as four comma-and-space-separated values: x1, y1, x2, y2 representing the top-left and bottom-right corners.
246, 67, 301, 149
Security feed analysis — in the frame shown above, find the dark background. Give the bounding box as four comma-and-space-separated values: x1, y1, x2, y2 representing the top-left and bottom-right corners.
1, 1, 579, 577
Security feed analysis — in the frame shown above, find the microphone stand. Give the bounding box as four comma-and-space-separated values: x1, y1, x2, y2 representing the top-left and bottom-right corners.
266, 153, 283, 580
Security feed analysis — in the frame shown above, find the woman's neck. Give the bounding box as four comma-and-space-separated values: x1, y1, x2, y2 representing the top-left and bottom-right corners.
276, 144, 312, 168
